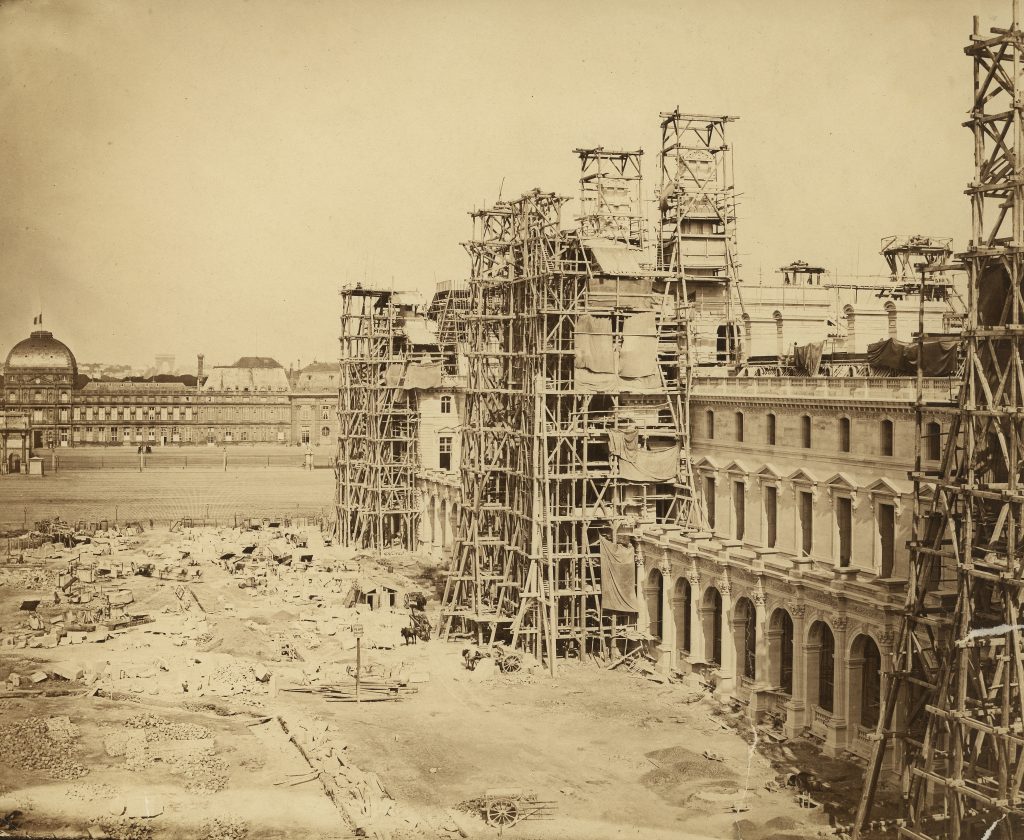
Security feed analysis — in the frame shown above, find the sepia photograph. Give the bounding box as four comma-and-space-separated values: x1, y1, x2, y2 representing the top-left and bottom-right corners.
1, 1, 1022, 838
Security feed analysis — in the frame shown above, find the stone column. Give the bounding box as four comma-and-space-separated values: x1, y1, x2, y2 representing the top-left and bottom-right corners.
825, 615, 850, 757
749, 588, 770, 717
659, 553, 674, 673
878, 627, 899, 771
716, 574, 736, 697
785, 604, 808, 738
686, 569, 704, 669
432, 497, 441, 548
635, 542, 649, 640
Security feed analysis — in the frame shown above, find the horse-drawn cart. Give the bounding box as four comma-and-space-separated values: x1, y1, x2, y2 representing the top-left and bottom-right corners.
478, 788, 555, 828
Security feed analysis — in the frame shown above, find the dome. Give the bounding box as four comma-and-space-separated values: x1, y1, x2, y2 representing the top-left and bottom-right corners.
5, 330, 77, 374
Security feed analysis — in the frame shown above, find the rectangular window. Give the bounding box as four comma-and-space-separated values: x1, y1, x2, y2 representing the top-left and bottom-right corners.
801, 415, 812, 448
799, 491, 813, 556
441, 395, 452, 415
836, 496, 852, 567
733, 480, 745, 540
704, 476, 716, 530
767, 413, 776, 445
765, 485, 778, 548
706, 410, 715, 439
439, 435, 453, 471
735, 412, 744, 442
879, 503, 896, 576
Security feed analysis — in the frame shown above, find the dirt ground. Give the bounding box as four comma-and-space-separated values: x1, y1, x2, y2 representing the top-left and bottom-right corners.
0, 522, 850, 840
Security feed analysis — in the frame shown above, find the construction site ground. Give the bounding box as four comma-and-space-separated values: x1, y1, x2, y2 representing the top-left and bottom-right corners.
0, 521, 859, 840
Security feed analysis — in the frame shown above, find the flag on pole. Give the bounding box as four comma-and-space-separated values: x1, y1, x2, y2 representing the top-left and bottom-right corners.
33, 314, 40, 325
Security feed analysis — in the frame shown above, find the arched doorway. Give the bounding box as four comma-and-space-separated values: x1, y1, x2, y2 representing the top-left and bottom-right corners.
768, 609, 794, 695
8, 453, 21, 474
734, 597, 756, 681
849, 634, 882, 729
703, 587, 723, 665
646, 568, 664, 640
808, 620, 836, 713
673, 578, 691, 654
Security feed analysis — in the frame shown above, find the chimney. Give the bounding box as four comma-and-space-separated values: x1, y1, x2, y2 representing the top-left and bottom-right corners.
197, 354, 205, 390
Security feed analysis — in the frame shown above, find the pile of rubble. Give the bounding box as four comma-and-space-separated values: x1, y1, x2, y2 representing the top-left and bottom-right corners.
0, 715, 88, 779
200, 814, 249, 840
105, 714, 229, 794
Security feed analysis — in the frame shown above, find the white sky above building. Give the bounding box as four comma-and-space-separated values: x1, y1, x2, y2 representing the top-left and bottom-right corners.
0, 0, 1008, 368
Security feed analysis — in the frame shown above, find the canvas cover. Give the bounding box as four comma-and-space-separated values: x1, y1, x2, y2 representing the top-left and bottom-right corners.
599, 537, 640, 613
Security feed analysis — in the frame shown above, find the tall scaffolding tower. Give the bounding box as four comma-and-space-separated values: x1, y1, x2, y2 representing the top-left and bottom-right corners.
337, 285, 420, 552
854, 9, 1024, 839
575, 147, 645, 246
440, 131, 703, 672
657, 111, 742, 365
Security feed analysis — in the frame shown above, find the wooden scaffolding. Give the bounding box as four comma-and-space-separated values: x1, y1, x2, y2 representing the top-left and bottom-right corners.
336, 285, 420, 552
440, 135, 709, 672
854, 9, 1024, 839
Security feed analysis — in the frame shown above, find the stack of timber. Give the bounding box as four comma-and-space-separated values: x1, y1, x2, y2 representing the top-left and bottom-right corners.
283, 678, 416, 703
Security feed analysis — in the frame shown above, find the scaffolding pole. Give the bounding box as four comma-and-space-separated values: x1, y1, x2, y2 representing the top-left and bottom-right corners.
854, 8, 1024, 838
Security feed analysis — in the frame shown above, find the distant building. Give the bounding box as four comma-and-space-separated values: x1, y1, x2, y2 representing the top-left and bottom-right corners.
3, 330, 76, 449
0, 337, 338, 448
0, 409, 32, 473
288, 361, 341, 447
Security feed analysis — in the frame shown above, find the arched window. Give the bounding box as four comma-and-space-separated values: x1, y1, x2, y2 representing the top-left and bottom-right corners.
735, 412, 744, 442
772, 609, 794, 694
885, 302, 897, 338
811, 621, 836, 712
860, 636, 882, 728
321, 426, 331, 437
926, 421, 941, 461
737, 598, 757, 680
839, 417, 851, 453
766, 413, 776, 445
801, 415, 812, 448
674, 578, 691, 653
880, 419, 894, 456
647, 568, 664, 640
704, 588, 723, 665
706, 410, 715, 439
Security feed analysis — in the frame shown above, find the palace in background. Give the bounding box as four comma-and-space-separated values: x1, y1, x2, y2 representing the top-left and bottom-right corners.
0, 332, 341, 462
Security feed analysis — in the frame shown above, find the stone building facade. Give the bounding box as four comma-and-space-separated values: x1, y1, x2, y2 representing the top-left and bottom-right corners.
0, 334, 340, 449
3, 330, 77, 449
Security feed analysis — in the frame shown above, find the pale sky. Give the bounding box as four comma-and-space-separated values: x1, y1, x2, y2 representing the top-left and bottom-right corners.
0, 0, 1008, 370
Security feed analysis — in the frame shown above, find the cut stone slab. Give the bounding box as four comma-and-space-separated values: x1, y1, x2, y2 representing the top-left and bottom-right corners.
50, 663, 85, 681
29, 670, 48, 683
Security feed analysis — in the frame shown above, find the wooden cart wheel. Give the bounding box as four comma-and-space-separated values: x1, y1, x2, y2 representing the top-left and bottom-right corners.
499, 654, 522, 674
486, 798, 519, 827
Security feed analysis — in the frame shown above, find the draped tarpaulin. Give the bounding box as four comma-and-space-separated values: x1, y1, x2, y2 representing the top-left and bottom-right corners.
608, 429, 679, 481
794, 341, 824, 375
599, 537, 639, 613
403, 362, 443, 390
384, 363, 405, 388
575, 369, 662, 393
867, 337, 958, 376
574, 314, 616, 373
619, 311, 659, 379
